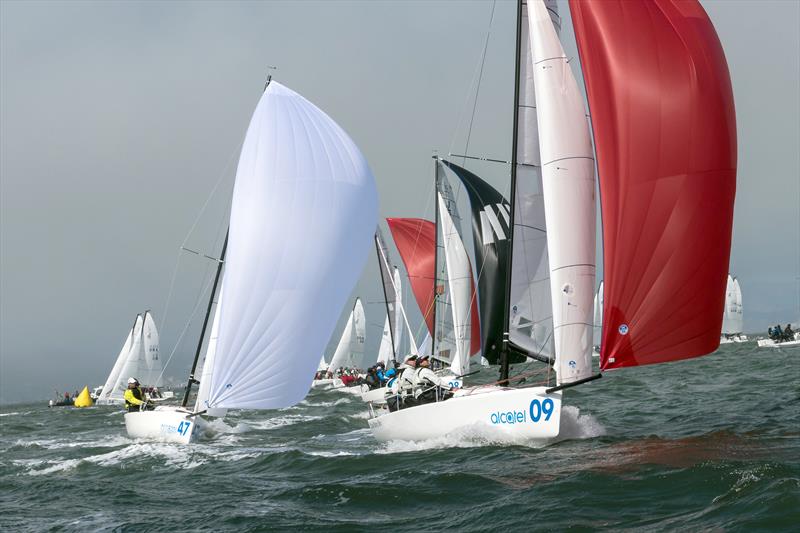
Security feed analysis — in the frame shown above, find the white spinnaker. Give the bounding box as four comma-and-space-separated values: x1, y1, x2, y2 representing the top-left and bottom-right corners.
732, 278, 744, 334
194, 301, 227, 417
509, 0, 557, 361
437, 192, 472, 376
206, 82, 378, 409
529, 0, 596, 384
721, 274, 736, 334
97, 315, 137, 404
108, 314, 145, 402
593, 281, 604, 346
141, 312, 162, 387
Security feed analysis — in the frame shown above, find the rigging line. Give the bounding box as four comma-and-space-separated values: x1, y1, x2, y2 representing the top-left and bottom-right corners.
461, 0, 497, 169
158, 135, 242, 334
447, 0, 497, 157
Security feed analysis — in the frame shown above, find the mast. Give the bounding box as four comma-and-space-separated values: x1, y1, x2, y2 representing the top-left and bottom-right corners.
374, 232, 397, 358
432, 155, 440, 360
181, 231, 228, 407
500, 0, 524, 383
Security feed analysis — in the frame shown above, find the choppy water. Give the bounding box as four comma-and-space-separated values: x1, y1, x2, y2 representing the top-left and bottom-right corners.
2, 343, 799, 532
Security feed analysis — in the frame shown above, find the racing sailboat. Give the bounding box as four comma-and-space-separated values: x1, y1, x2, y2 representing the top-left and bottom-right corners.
124, 80, 378, 443
369, 0, 736, 442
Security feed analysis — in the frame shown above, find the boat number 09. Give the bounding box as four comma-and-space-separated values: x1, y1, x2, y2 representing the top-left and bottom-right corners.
529, 398, 555, 422
176, 421, 191, 436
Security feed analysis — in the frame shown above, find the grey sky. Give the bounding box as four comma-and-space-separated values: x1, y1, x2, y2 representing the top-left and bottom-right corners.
1, 0, 798, 404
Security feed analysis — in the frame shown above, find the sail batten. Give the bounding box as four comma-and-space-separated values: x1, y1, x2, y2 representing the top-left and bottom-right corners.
570, 0, 737, 369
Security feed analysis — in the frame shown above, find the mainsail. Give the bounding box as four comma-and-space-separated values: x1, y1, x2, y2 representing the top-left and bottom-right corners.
105, 314, 145, 402
721, 275, 736, 335
328, 298, 367, 371
593, 281, 604, 347
375, 230, 399, 362
732, 278, 744, 334
571, 0, 737, 369
141, 311, 162, 388
194, 297, 227, 417
204, 81, 378, 409
529, 0, 596, 385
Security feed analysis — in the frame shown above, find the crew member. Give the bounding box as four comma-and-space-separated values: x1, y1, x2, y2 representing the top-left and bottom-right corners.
414, 356, 456, 404
124, 377, 151, 412
388, 355, 418, 411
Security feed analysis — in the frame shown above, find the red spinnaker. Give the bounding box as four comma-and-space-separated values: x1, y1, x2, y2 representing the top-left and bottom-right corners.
387, 218, 481, 355
570, 0, 736, 370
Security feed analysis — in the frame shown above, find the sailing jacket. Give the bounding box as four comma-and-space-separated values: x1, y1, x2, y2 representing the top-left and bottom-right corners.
414, 367, 448, 398
124, 387, 145, 410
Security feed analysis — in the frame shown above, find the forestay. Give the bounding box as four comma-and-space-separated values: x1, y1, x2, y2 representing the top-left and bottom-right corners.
571, 0, 737, 369
204, 81, 378, 409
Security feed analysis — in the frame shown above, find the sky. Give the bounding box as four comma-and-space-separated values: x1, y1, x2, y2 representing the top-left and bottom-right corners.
1, 0, 798, 404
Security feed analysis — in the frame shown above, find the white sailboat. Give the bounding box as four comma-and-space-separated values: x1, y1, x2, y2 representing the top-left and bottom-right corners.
721, 275, 747, 343
97, 312, 164, 405
124, 80, 378, 443
369, 0, 737, 442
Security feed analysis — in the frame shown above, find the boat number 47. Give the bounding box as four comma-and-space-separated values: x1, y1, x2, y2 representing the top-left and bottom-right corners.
176, 421, 191, 436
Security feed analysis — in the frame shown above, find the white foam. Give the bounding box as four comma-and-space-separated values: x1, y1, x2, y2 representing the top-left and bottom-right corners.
553, 405, 606, 441
244, 414, 323, 431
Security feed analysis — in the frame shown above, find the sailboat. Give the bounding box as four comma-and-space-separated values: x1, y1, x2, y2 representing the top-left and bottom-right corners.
720, 274, 747, 343
313, 298, 367, 393
124, 80, 378, 443
96, 311, 163, 405
368, 0, 736, 442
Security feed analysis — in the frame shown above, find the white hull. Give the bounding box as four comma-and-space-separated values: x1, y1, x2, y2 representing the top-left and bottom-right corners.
124, 407, 203, 444
757, 334, 800, 348
361, 385, 388, 404
311, 378, 336, 389
368, 386, 561, 443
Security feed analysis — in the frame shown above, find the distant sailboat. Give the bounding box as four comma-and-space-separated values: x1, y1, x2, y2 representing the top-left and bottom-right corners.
721, 275, 746, 343
124, 80, 378, 443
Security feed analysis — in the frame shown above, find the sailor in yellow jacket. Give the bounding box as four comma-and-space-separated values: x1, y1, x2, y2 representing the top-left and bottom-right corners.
124, 377, 153, 412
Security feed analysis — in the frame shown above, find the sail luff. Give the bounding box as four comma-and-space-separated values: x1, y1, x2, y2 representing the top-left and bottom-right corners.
529, 0, 596, 385
97, 314, 139, 403
105, 314, 145, 402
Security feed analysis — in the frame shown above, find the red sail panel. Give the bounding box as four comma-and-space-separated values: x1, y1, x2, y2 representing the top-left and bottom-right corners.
570, 0, 736, 370
388, 217, 481, 354
387, 218, 437, 335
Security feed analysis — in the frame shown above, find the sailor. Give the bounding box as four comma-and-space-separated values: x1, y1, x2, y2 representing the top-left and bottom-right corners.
388, 355, 418, 411
124, 377, 151, 413
785, 324, 794, 339
414, 356, 456, 404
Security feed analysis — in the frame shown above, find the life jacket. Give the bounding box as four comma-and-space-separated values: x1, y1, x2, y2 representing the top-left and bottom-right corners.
124, 386, 144, 409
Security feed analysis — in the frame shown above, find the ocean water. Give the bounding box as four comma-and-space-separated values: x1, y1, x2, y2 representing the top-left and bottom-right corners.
2, 343, 798, 532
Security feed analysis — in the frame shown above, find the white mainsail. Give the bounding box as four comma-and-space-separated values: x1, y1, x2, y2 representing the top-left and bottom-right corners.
392, 267, 404, 360
204, 81, 378, 409
328, 298, 367, 371
141, 311, 162, 387
732, 277, 744, 334
529, 0, 596, 384
194, 300, 227, 417
377, 315, 394, 366
97, 314, 138, 404
437, 191, 472, 376
508, 0, 557, 361
593, 281, 604, 347
721, 274, 736, 335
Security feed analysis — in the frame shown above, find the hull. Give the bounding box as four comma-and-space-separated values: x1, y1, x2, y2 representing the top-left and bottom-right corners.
368, 386, 561, 443
757, 335, 800, 348
311, 379, 336, 389
124, 407, 200, 444
361, 385, 388, 404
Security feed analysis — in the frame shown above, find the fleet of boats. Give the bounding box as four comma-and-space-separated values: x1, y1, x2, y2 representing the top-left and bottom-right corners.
63, 1, 797, 446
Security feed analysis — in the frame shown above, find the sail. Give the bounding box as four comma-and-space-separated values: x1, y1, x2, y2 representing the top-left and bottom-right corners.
439, 160, 526, 365
107, 314, 145, 402
316, 354, 327, 372
508, 0, 557, 364
732, 278, 744, 334
194, 297, 227, 417
375, 229, 398, 359
377, 315, 394, 366
721, 275, 736, 335
205, 81, 378, 409
593, 281, 604, 347
437, 191, 473, 376
387, 218, 436, 336
97, 314, 138, 404
392, 267, 405, 359
571, 0, 737, 369
328, 298, 366, 371
141, 311, 162, 387
419, 332, 432, 357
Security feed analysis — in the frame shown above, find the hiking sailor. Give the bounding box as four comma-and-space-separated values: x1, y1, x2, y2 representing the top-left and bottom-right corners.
124, 377, 153, 412
388, 355, 418, 411
413, 356, 457, 405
